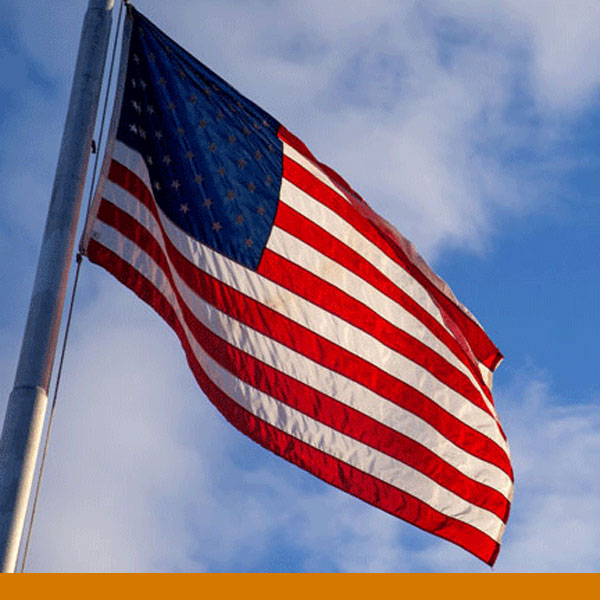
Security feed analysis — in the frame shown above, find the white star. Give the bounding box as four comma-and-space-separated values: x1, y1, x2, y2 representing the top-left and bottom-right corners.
132, 100, 141, 113
140, 79, 147, 90
155, 130, 163, 139
171, 179, 181, 190
180, 203, 189, 214
146, 155, 153, 165
162, 155, 172, 165
129, 123, 138, 134
138, 128, 146, 139
212, 221, 222, 232
133, 53, 140, 64
185, 150, 195, 160
131, 78, 137, 88
147, 105, 155, 114
203, 197, 212, 208
153, 181, 161, 191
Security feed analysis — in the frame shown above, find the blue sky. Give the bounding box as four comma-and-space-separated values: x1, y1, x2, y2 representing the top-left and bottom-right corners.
1, 0, 599, 572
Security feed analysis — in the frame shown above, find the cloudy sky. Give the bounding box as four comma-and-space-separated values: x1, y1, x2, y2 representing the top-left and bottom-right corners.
1, 0, 599, 572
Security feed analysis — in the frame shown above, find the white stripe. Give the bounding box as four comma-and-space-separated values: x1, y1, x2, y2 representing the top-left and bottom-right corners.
91, 221, 507, 541
267, 225, 496, 418
99, 179, 508, 457
113, 139, 153, 188
282, 142, 353, 204
91, 189, 512, 494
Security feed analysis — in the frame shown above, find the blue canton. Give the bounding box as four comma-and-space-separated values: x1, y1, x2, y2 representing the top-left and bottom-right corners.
116, 8, 283, 270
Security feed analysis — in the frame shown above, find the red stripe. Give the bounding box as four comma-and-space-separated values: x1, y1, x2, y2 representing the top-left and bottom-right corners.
103, 161, 512, 476
272, 201, 496, 414
109, 160, 155, 213
86, 237, 502, 565
99, 177, 512, 482
278, 126, 502, 372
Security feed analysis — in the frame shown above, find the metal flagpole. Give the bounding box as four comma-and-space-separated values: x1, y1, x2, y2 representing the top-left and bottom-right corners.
0, 0, 114, 573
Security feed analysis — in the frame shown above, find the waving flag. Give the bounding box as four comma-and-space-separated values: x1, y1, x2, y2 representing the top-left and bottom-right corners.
83, 6, 512, 565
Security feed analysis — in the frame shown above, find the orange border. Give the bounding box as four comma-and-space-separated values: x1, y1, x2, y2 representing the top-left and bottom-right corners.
0, 574, 598, 599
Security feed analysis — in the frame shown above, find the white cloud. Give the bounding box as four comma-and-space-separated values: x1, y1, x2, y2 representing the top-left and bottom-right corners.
494, 373, 600, 572
23, 280, 210, 571
447, 0, 600, 113
134, 0, 600, 258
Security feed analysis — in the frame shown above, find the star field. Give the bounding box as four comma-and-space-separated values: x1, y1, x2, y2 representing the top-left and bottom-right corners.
116, 11, 283, 270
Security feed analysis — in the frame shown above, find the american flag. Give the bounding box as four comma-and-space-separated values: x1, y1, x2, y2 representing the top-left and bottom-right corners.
83, 7, 513, 565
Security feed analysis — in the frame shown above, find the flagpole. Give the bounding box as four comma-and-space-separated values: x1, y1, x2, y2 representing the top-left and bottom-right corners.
0, 0, 114, 573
